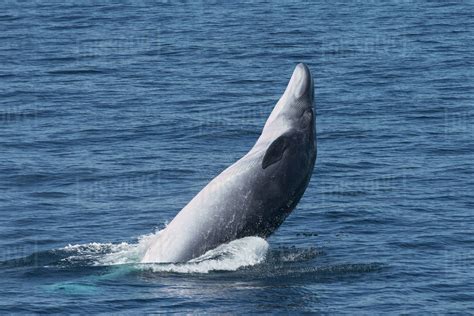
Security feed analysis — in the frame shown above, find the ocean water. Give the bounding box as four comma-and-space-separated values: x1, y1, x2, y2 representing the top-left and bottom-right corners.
1, 0, 473, 314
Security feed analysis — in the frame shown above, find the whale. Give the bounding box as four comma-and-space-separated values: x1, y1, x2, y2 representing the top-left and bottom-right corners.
142, 63, 316, 263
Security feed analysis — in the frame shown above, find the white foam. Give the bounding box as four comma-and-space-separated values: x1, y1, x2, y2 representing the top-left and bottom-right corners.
141, 236, 269, 274
97, 233, 157, 266
59, 233, 269, 274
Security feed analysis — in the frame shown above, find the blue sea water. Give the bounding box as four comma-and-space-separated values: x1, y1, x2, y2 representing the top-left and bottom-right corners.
1, 0, 473, 313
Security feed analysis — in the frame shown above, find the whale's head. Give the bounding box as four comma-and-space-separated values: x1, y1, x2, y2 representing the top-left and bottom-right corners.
253, 62, 316, 185
259, 63, 315, 146
254, 63, 315, 160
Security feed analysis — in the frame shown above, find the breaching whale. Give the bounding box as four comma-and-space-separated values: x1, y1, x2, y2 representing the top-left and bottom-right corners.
142, 63, 316, 263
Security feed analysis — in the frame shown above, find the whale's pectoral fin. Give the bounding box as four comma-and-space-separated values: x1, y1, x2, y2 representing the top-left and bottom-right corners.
262, 134, 290, 169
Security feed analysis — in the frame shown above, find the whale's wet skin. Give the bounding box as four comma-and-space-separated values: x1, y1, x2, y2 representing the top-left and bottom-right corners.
142, 64, 316, 263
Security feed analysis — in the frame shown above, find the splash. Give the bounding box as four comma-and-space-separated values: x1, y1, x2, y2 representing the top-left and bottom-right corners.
59, 233, 269, 274
141, 237, 269, 274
